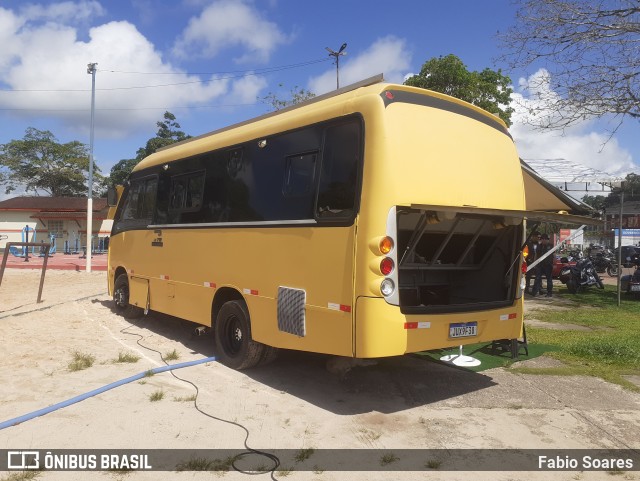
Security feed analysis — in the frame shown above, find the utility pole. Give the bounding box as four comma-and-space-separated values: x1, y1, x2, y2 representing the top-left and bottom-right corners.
86, 62, 97, 273
326, 43, 347, 89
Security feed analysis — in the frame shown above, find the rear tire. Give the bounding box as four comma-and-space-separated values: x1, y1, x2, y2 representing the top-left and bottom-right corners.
566, 278, 578, 294
113, 273, 144, 318
214, 300, 265, 370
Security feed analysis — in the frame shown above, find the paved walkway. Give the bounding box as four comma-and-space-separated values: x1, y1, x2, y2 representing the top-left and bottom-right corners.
0, 250, 107, 271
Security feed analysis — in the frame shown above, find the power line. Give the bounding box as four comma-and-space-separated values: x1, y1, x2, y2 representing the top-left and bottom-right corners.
0, 102, 261, 112
0, 57, 331, 93
97, 57, 329, 75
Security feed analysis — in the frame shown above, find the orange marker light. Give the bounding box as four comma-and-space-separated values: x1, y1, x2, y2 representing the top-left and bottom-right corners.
379, 236, 394, 254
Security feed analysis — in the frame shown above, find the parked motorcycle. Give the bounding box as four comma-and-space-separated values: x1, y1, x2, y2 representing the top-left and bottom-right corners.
620, 258, 640, 298
559, 256, 605, 294
592, 250, 619, 277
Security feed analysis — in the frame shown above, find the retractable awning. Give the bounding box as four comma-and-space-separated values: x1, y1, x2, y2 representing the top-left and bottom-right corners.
410, 160, 602, 226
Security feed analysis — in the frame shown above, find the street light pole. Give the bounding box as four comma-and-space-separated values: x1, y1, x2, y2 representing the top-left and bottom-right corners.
326, 43, 347, 89
86, 62, 97, 273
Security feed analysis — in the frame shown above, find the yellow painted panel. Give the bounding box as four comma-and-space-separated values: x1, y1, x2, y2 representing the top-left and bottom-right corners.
355, 296, 524, 358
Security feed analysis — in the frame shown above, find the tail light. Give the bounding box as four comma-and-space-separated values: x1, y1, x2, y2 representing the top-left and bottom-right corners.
380, 257, 394, 276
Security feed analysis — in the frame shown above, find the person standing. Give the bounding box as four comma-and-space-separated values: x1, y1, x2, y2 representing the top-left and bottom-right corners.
532, 233, 554, 297
525, 231, 540, 294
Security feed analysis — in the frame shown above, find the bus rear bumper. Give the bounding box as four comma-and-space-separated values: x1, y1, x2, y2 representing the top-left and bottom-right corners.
354, 296, 523, 358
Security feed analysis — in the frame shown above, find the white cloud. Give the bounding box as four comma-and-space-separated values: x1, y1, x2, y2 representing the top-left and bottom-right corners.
511, 69, 637, 178
20, 0, 105, 24
173, 0, 288, 63
308, 36, 412, 95
229, 74, 268, 103
0, 3, 268, 140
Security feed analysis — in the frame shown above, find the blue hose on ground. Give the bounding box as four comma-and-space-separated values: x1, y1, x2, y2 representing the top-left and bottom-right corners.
0, 356, 217, 431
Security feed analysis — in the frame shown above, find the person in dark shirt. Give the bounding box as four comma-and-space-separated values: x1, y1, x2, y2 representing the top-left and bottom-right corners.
532, 233, 554, 297
525, 231, 540, 294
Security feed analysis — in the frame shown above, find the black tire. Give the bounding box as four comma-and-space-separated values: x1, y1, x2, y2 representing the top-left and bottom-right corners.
113, 273, 144, 318
260, 345, 280, 366
214, 300, 265, 370
595, 275, 605, 289
607, 265, 619, 277
566, 278, 579, 294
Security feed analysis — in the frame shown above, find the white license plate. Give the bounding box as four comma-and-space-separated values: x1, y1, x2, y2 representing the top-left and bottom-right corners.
449, 322, 478, 338
631, 284, 640, 292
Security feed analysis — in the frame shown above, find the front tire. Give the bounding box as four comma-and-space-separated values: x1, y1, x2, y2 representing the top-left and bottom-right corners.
214, 300, 265, 370
113, 273, 144, 318
607, 265, 619, 277
566, 278, 579, 294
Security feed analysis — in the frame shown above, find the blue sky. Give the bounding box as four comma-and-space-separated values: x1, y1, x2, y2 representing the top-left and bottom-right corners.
0, 0, 637, 197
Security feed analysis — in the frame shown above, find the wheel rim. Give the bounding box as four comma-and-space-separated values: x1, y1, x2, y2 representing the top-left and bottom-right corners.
114, 284, 129, 308
222, 314, 243, 356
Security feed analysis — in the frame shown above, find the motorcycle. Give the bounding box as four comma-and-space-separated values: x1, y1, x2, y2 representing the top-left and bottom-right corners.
592, 250, 619, 277
559, 256, 605, 294
620, 258, 640, 298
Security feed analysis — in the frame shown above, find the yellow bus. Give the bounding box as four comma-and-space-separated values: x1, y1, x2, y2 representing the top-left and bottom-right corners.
107, 75, 593, 369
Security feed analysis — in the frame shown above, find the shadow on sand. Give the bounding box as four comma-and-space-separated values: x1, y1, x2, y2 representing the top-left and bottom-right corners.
98, 301, 497, 415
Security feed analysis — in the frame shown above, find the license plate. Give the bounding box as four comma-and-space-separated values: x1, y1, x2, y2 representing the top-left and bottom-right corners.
631, 284, 640, 292
449, 322, 478, 338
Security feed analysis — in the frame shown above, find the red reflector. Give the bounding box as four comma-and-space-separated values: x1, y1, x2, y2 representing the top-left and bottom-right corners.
385, 91, 394, 100
508, 313, 517, 319
404, 322, 418, 329
380, 257, 394, 275
521, 263, 527, 273
340, 305, 351, 313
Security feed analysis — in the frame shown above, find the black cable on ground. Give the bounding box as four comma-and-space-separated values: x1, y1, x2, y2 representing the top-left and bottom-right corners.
120, 323, 280, 478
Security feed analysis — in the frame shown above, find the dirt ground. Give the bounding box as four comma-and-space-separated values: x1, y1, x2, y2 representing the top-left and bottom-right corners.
0, 270, 639, 481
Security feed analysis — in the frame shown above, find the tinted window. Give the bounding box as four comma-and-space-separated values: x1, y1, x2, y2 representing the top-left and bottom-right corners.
283, 152, 317, 197
114, 176, 158, 231
317, 120, 361, 218
169, 171, 205, 211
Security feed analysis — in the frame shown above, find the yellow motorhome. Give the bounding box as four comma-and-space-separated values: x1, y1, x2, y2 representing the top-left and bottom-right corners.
107, 75, 594, 369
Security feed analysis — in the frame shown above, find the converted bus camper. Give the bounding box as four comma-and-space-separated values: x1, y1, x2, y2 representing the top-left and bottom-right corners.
107, 75, 595, 369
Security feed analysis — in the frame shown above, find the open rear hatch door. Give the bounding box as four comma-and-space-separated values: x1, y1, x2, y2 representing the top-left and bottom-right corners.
393, 161, 601, 313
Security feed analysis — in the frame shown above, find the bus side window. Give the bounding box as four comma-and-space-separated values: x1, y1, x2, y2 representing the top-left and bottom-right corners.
317, 120, 361, 218
115, 176, 157, 231
283, 153, 316, 197
166, 170, 206, 224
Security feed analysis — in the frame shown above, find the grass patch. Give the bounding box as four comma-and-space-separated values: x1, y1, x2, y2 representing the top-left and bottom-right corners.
1, 472, 42, 481
522, 285, 640, 389
425, 459, 442, 469
68, 351, 96, 371
175, 456, 234, 471
164, 349, 180, 361
294, 448, 315, 463
113, 351, 140, 363
380, 453, 399, 466
149, 389, 165, 402
173, 394, 197, 402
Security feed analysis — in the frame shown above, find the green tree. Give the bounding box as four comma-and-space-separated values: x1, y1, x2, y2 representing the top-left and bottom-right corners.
135, 111, 192, 160
604, 173, 640, 207
108, 158, 138, 187
404, 54, 514, 126
261, 84, 316, 111
0, 127, 102, 196
581, 194, 607, 211
107, 111, 191, 186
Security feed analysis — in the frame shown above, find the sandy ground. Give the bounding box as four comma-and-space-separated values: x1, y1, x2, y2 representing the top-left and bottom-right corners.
0, 270, 639, 481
